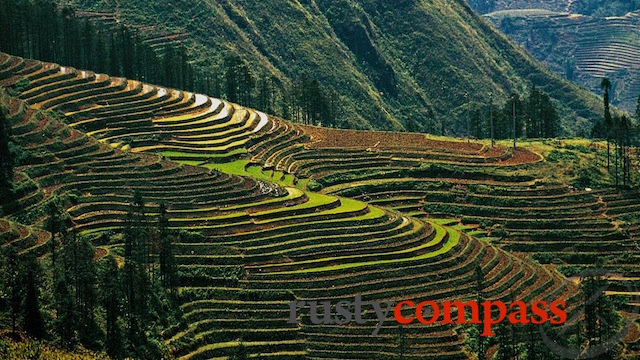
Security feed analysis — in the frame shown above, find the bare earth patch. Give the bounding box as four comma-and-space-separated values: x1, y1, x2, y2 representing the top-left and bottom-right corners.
300, 125, 483, 153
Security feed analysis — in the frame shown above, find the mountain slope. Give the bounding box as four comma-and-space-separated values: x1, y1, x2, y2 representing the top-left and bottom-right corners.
484, 10, 640, 112
66, 0, 602, 135
466, 1, 640, 112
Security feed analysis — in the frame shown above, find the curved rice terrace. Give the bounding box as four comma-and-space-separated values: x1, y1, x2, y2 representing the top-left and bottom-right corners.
485, 9, 640, 111
1, 53, 639, 358
74, 10, 190, 52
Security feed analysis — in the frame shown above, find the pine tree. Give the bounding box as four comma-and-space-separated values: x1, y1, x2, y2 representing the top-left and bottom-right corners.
498, 93, 524, 141
47, 201, 62, 266
123, 191, 151, 348
489, 93, 495, 147
21, 1, 33, 58
613, 115, 621, 187
109, 32, 119, 77
511, 93, 517, 148
238, 61, 253, 107
123, 209, 137, 342
526, 84, 541, 138
121, 26, 135, 79
212, 67, 222, 98
397, 325, 407, 359
2, 245, 21, 338
0, 0, 11, 52
471, 108, 482, 139
101, 255, 123, 359
540, 92, 558, 138
257, 75, 273, 114
60, 229, 98, 347
601, 78, 612, 171
61, 6, 78, 66
95, 31, 106, 74
578, 260, 620, 350
54, 276, 77, 348
22, 255, 45, 339
158, 203, 177, 293
0, 102, 14, 193
225, 56, 241, 103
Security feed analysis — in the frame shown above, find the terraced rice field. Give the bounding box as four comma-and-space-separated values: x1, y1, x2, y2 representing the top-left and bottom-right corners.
1, 52, 638, 358
75, 10, 190, 51
486, 10, 640, 111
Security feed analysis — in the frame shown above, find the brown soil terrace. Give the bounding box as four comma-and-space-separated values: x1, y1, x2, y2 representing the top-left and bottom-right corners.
501, 148, 543, 165
300, 125, 483, 153
300, 124, 543, 164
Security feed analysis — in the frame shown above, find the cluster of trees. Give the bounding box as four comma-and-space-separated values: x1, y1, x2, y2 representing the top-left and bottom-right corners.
592, 79, 639, 187
466, 85, 558, 144
487, 296, 621, 359
0, 0, 339, 127
0, 248, 44, 341
209, 56, 338, 126
463, 266, 561, 360
461, 259, 624, 360
579, 265, 621, 355
120, 192, 179, 357
282, 75, 337, 126
0, 0, 193, 92
0, 194, 180, 359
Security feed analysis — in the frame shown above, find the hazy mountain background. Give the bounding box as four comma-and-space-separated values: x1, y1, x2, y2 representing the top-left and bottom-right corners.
468, 0, 640, 113
64, 0, 604, 135
469, 0, 640, 16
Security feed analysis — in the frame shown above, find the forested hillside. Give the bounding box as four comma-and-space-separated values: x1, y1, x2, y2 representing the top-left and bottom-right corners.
52, 0, 604, 135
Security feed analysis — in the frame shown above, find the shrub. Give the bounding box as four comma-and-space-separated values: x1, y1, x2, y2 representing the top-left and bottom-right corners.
546, 149, 579, 163
11, 78, 30, 94
47, 110, 67, 124
307, 179, 322, 191
490, 225, 506, 237
564, 143, 595, 153
557, 265, 584, 277
572, 164, 608, 188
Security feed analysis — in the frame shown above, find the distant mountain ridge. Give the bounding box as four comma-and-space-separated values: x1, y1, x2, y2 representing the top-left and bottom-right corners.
64, 0, 603, 135
480, 7, 640, 112
469, 0, 640, 16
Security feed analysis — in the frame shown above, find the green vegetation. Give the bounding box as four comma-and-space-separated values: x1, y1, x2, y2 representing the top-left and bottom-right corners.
1, 9, 640, 355
204, 160, 249, 177
0, 0, 198, 94
273, 224, 458, 274
0, 337, 109, 359
0, 66, 586, 356
56, 0, 604, 133
571, 0, 640, 16
0, 194, 182, 359
469, 85, 559, 140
